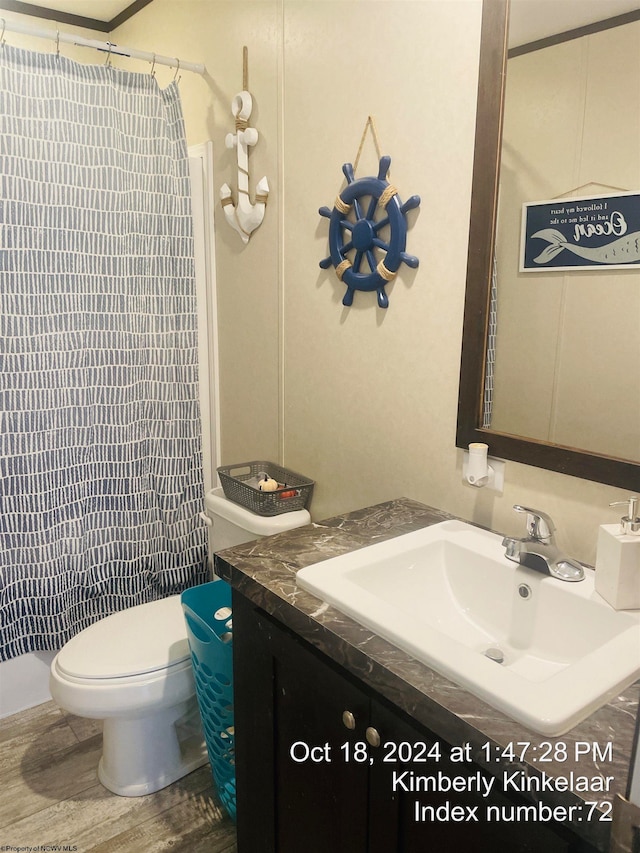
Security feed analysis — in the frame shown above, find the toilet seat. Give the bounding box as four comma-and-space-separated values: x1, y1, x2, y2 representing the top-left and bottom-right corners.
56, 595, 191, 680
50, 593, 198, 720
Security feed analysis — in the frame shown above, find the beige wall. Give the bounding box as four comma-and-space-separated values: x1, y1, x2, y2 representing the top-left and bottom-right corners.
494, 22, 640, 460
2, 0, 633, 565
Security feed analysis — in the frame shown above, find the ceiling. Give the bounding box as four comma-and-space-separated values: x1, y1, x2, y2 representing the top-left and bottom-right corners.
3, 0, 640, 42
0, 0, 145, 30
17, 1, 132, 22
509, 0, 640, 47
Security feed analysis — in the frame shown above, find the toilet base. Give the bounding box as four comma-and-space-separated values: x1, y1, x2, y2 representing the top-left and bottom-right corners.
98, 696, 209, 797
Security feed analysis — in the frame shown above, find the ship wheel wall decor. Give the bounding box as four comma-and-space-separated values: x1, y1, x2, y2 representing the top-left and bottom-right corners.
319, 156, 420, 308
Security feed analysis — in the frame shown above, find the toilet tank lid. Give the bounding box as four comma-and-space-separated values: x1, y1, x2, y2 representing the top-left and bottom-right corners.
205, 486, 310, 534
55, 595, 191, 680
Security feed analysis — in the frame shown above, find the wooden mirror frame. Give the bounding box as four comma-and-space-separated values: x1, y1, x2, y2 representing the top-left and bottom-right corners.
456, 0, 639, 491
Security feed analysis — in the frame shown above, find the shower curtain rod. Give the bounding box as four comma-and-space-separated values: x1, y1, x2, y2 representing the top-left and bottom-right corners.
0, 17, 206, 75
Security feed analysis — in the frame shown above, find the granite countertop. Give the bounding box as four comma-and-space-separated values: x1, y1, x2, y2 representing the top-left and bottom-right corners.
214, 497, 639, 852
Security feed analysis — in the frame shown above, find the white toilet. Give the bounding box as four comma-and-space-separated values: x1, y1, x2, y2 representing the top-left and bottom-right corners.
49, 487, 310, 797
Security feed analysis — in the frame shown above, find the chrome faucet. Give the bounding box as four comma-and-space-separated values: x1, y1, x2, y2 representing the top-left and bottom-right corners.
502, 505, 585, 582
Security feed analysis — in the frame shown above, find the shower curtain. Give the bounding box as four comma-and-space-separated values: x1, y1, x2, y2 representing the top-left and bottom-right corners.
0, 45, 208, 662
483, 256, 498, 429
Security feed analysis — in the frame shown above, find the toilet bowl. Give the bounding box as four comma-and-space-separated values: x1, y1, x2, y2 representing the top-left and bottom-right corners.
50, 487, 311, 797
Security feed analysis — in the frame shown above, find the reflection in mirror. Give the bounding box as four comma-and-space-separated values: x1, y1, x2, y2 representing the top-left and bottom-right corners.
457, 0, 640, 490
490, 1, 640, 462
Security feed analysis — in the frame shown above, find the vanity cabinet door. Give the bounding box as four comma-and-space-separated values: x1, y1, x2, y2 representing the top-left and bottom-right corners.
368, 700, 593, 853
367, 698, 510, 852
270, 617, 371, 853
233, 592, 370, 853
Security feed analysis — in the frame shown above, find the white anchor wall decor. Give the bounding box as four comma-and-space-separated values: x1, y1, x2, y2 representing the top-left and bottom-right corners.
220, 47, 269, 244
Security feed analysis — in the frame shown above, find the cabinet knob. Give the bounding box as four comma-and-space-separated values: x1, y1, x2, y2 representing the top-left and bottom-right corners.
365, 726, 381, 748
342, 710, 356, 730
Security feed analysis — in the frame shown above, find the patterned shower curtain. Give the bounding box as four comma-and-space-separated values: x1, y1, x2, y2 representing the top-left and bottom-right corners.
482, 255, 498, 429
0, 46, 208, 662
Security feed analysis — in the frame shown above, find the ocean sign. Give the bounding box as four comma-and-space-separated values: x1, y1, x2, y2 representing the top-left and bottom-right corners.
520, 192, 640, 272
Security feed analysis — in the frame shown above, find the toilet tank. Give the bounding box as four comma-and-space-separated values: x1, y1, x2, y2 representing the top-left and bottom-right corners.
204, 487, 310, 576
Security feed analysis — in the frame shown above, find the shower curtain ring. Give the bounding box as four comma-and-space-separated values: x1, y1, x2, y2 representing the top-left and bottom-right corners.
1, 19, 6, 47
105, 41, 113, 66
173, 58, 181, 83
150, 53, 156, 77
55, 27, 60, 57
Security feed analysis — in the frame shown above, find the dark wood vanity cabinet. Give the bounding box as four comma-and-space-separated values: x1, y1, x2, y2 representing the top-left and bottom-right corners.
232, 591, 600, 853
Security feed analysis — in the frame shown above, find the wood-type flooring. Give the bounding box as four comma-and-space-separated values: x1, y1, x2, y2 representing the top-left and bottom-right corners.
0, 701, 237, 852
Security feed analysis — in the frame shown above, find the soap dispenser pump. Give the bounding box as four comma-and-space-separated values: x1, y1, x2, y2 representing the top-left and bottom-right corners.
595, 496, 640, 610
610, 496, 640, 535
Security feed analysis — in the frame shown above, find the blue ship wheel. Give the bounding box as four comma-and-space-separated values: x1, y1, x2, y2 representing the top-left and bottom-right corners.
319, 156, 420, 308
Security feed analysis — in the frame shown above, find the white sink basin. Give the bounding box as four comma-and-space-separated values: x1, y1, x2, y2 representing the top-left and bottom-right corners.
296, 520, 640, 735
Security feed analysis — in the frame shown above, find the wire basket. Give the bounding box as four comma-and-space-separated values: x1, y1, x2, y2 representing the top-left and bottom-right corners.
217, 461, 314, 516
181, 581, 236, 822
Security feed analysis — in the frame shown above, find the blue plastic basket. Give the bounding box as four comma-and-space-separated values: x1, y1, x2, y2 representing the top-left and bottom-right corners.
181, 581, 236, 822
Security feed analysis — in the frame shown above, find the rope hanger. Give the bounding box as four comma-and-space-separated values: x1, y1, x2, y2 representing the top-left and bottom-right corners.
243, 45, 248, 91
352, 115, 390, 178
552, 181, 631, 199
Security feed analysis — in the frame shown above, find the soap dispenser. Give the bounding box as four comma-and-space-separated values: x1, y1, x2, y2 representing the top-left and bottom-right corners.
595, 496, 640, 610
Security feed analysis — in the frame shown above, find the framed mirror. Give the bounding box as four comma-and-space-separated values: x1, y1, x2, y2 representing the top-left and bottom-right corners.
457, 0, 640, 491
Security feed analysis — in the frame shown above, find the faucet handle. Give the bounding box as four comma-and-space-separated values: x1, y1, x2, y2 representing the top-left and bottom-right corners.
512, 505, 556, 541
